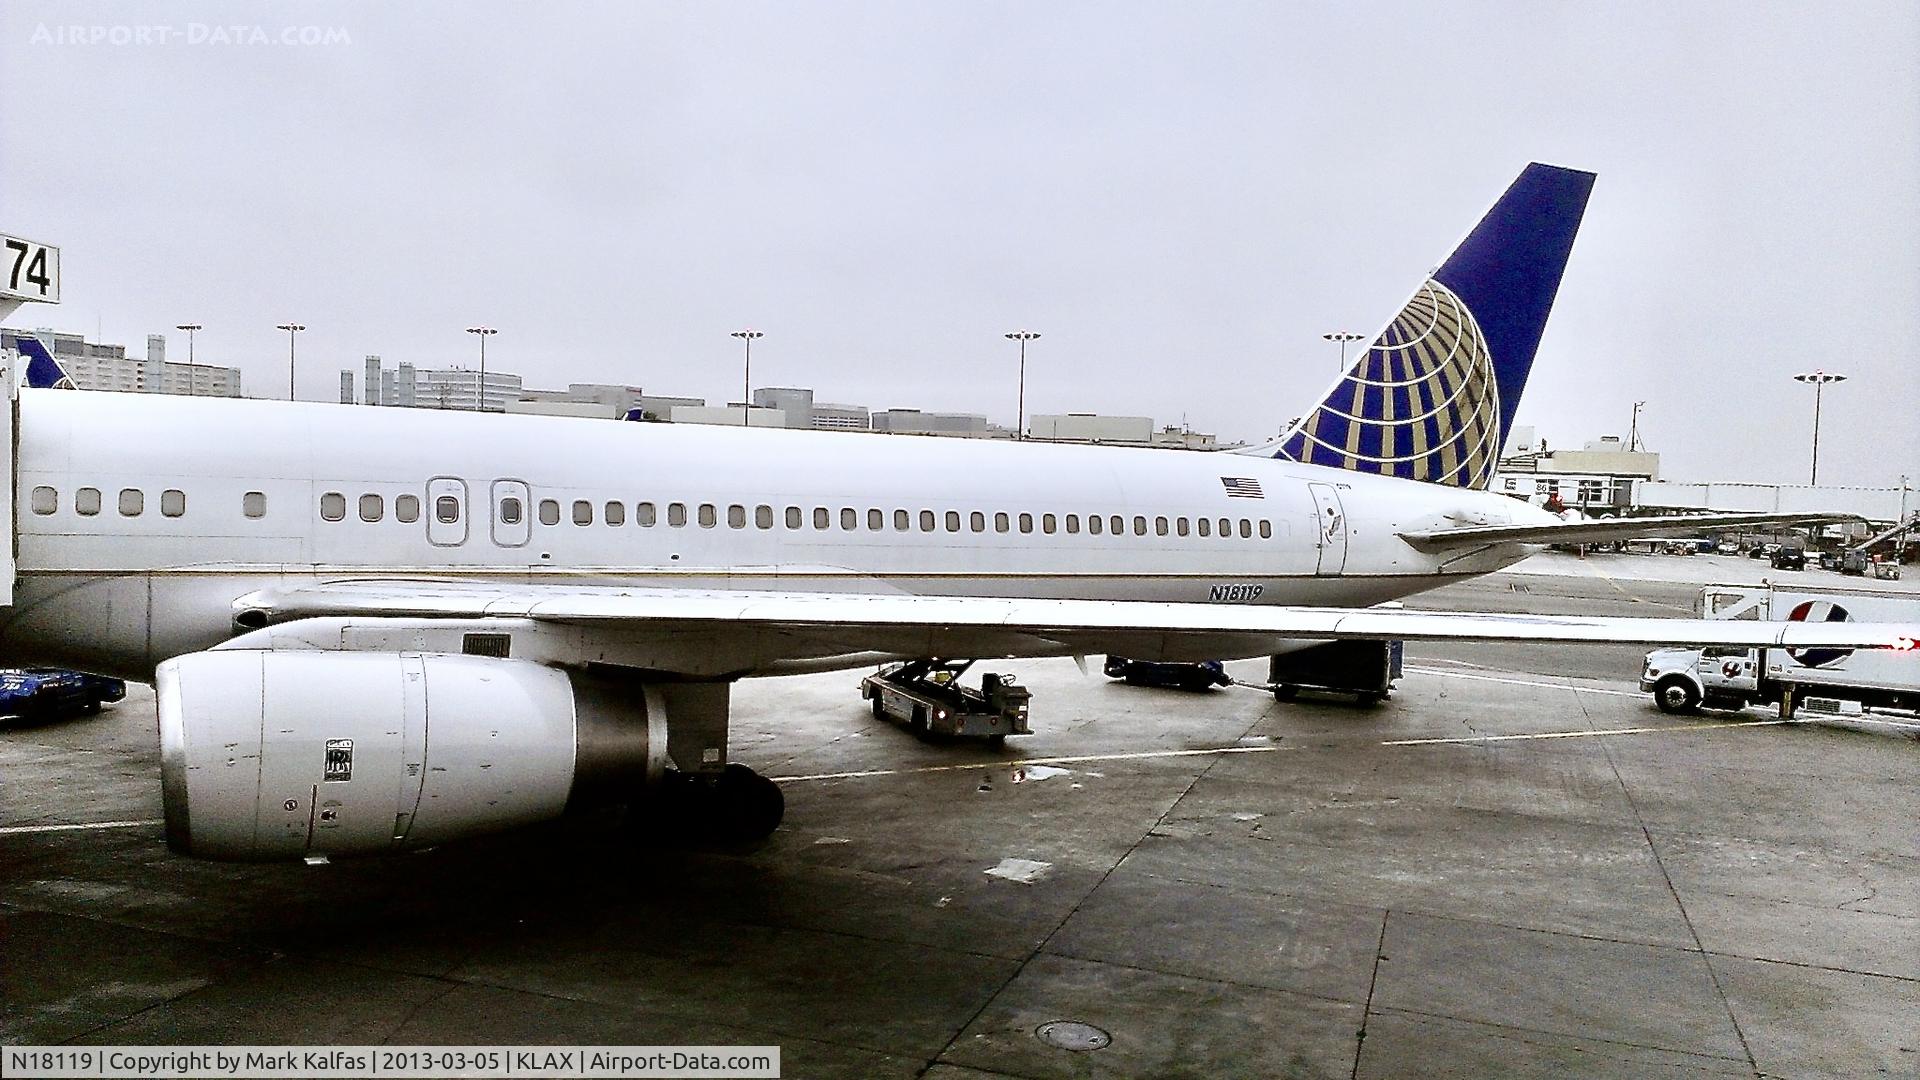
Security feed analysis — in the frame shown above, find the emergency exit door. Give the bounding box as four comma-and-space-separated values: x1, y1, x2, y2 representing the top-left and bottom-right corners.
1309, 482, 1347, 575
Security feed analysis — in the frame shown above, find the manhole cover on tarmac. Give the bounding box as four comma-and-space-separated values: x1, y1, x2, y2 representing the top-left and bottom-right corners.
1036, 1020, 1112, 1052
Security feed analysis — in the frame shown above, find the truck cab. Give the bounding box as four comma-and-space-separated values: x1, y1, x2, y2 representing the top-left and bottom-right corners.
1640, 645, 1760, 713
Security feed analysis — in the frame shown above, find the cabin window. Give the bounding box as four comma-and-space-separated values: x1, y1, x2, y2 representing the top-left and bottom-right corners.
994, 512, 1010, 533
1043, 513, 1057, 534
1239, 518, 1252, 538
945, 510, 961, 532
785, 506, 801, 529
435, 496, 461, 524
605, 501, 626, 526
243, 491, 268, 519
1259, 520, 1272, 539
920, 510, 935, 532
124, 489, 148, 516
539, 499, 561, 525
1111, 515, 1125, 536
159, 489, 186, 518
668, 502, 687, 527
1019, 513, 1033, 534
1065, 514, 1080, 534
728, 504, 747, 529
969, 511, 985, 532
358, 493, 383, 522
868, 508, 884, 531
894, 509, 910, 531
841, 508, 857, 530
757, 505, 774, 529
396, 494, 419, 523
500, 497, 524, 525
319, 492, 345, 521
1154, 516, 1167, 537
1197, 517, 1211, 537
75, 487, 101, 516
572, 500, 593, 526
1218, 517, 1231, 538
698, 503, 717, 528
1088, 515, 1103, 536
637, 502, 657, 526
1176, 517, 1189, 537
30, 486, 56, 515
813, 507, 829, 530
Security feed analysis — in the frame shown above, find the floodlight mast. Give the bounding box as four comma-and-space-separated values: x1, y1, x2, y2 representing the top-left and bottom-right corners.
1791, 370, 1847, 484
731, 329, 764, 426
1005, 330, 1040, 440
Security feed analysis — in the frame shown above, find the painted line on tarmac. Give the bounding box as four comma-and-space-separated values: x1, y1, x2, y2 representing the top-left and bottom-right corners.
0, 819, 161, 836
1382, 719, 1793, 746
1403, 665, 1641, 697
772, 744, 1290, 784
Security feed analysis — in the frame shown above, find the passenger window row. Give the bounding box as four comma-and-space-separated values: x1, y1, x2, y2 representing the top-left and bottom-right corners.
503, 499, 1276, 540
319, 491, 422, 523
31, 485, 188, 519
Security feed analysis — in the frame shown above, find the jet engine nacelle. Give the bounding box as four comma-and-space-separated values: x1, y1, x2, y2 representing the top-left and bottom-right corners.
157, 650, 660, 861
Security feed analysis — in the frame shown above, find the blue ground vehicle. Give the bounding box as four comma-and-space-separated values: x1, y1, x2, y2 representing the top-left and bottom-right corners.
0, 669, 127, 719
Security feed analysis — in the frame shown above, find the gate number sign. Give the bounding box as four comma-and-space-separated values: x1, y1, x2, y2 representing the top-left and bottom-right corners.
1, 234, 59, 304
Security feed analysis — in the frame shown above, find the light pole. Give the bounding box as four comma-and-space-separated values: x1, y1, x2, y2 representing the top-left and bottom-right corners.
1628, 400, 1646, 452
175, 323, 202, 397
1322, 331, 1365, 373
1005, 330, 1040, 440
1791, 370, 1847, 484
730, 329, 762, 425
274, 323, 304, 401
466, 326, 497, 411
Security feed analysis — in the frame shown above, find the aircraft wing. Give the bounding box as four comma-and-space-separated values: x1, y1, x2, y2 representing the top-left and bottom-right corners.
230, 580, 1920, 678
1398, 512, 1857, 552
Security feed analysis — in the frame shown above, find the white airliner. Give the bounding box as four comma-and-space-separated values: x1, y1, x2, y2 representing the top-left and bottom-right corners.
2, 163, 1912, 862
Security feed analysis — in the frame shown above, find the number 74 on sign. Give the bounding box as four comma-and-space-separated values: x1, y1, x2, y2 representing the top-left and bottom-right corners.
1, 233, 59, 305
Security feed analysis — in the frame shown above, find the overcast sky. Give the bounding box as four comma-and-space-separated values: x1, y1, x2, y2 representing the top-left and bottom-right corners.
2, 1, 1915, 488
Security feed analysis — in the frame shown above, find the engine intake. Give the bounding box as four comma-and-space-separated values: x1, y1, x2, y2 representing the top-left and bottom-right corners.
158, 650, 661, 861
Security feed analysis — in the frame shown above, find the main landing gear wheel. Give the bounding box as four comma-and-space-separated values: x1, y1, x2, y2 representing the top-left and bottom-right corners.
653, 765, 785, 844
1272, 684, 1299, 702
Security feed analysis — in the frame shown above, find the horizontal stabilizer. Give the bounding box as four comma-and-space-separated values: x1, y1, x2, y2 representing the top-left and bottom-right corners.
1398, 512, 1860, 553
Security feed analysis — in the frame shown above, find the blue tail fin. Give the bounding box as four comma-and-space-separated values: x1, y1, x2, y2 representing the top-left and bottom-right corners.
1268, 163, 1595, 488
15, 335, 76, 389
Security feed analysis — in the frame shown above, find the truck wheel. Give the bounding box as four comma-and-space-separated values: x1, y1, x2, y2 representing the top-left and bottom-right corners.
1272, 684, 1298, 702
871, 695, 885, 720
1653, 677, 1700, 715
909, 705, 929, 738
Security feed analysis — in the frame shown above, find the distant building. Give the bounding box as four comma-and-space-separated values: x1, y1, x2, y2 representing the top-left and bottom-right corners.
1030, 413, 1155, 444
1151, 425, 1218, 450
355, 355, 520, 410
515, 383, 649, 419
2, 328, 241, 396
670, 404, 786, 427
753, 387, 870, 430
871, 408, 992, 437
626, 394, 703, 421
1495, 435, 1660, 514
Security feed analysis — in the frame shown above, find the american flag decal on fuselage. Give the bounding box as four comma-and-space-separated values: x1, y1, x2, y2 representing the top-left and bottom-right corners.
1220, 477, 1264, 499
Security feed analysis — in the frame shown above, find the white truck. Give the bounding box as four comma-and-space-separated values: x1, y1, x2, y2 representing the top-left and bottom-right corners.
1641, 583, 1920, 717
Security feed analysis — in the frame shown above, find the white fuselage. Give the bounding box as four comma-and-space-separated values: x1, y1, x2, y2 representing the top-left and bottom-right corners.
0, 389, 1553, 678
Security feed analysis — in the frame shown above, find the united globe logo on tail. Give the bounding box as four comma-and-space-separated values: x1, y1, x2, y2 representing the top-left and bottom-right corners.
1275, 279, 1502, 488
1270, 163, 1595, 491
